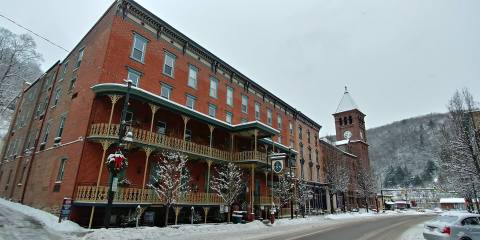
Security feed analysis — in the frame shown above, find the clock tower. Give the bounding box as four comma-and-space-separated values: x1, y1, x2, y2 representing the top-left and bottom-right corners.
333, 87, 370, 167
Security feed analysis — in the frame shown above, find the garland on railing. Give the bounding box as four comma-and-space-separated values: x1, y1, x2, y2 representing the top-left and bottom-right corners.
106, 149, 128, 173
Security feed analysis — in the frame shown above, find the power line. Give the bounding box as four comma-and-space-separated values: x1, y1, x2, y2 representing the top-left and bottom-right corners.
0, 13, 69, 52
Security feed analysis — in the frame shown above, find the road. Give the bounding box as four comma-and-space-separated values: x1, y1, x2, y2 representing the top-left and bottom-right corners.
0, 204, 63, 240
261, 215, 434, 240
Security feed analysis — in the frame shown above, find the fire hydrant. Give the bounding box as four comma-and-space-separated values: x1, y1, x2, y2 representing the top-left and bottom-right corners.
270, 207, 276, 224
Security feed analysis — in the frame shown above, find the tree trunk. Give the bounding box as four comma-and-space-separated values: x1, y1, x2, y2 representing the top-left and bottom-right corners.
164, 205, 170, 227
329, 194, 335, 214
342, 192, 346, 212
365, 197, 369, 213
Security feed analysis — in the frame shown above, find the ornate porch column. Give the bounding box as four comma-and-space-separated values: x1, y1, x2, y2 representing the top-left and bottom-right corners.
148, 104, 159, 132
251, 164, 255, 213
206, 160, 212, 199
253, 130, 258, 160
140, 147, 153, 203
107, 95, 121, 128
208, 125, 214, 155
88, 140, 113, 229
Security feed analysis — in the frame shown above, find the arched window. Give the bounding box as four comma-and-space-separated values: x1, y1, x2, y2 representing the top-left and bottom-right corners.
343, 117, 348, 125
338, 118, 343, 126
348, 116, 353, 124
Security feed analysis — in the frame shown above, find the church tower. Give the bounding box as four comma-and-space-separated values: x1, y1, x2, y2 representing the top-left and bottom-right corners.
333, 87, 370, 167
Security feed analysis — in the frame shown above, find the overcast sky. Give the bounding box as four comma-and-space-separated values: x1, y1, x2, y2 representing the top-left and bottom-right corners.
2, 0, 479, 135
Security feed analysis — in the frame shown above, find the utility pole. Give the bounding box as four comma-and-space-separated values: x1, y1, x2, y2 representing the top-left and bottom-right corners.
104, 79, 133, 228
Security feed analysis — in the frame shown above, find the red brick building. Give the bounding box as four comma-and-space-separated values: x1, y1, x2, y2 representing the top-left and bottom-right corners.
0, 0, 341, 227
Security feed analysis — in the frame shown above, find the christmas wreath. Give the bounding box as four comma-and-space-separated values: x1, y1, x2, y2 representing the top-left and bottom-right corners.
106, 150, 128, 173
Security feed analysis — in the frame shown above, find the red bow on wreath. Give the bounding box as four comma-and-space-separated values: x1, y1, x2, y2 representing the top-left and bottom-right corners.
107, 150, 128, 172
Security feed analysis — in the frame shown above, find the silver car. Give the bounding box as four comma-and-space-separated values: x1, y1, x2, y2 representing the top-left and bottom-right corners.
423, 212, 480, 240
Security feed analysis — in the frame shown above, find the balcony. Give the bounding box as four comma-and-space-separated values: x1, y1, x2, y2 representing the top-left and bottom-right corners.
75, 185, 225, 205
88, 123, 267, 163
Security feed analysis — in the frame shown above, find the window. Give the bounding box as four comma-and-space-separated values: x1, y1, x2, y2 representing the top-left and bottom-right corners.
53, 88, 61, 106
60, 61, 68, 80
277, 115, 282, 130
68, 77, 76, 91
185, 129, 192, 142
208, 104, 217, 118
163, 52, 175, 77
226, 112, 233, 124
348, 116, 353, 124
289, 122, 293, 135
209, 77, 218, 98
299, 126, 303, 139
186, 95, 196, 109
278, 135, 282, 144
267, 109, 272, 125
290, 139, 294, 148
131, 34, 147, 62
307, 130, 311, 144
226, 87, 233, 106
188, 65, 198, 88
241, 95, 248, 113
156, 121, 166, 135
42, 121, 51, 144
56, 158, 67, 182
255, 102, 260, 120
127, 68, 141, 87
75, 48, 84, 69
56, 116, 66, 139
240, 118, 248, 123
160, 84, 172, 99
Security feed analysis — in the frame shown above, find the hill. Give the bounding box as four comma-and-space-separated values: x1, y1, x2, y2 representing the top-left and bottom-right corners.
366, 113, 447, 188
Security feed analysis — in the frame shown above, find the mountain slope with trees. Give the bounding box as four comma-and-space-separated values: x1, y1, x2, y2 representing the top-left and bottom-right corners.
366, 113, 447, 188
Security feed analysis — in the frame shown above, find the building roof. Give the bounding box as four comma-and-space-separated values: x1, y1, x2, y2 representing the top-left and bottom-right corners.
335, 86, 359, 114
440, 198, 465, 204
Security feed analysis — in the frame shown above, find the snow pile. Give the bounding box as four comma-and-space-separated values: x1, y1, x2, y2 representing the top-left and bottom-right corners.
85, 221, 267, 240
399, 223, 424, 240
0, 198, 86, 234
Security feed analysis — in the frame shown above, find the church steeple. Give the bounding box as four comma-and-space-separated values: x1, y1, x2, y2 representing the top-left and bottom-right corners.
335, 85, 360, 114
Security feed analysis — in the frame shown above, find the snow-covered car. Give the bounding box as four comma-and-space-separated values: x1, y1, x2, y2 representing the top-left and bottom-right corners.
433, 208, 444, 214
423, 212, 480, 240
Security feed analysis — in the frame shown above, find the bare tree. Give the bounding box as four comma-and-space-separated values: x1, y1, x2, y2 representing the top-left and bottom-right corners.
210, 162, 243, 223
439, 89, 480, 211
324, 149, 349, 213
295, 179, 313, 217
356, 164, 376, 213
149, 151, 190, 227
273, 174, 294, 218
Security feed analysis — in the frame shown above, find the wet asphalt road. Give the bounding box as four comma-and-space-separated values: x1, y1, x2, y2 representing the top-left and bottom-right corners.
261, 214, 435, 240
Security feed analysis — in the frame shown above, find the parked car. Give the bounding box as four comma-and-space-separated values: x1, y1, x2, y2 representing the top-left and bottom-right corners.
423, 212, 480, 240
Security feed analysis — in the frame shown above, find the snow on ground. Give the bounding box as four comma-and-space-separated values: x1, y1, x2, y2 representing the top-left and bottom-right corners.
0, 198, 86, 234
0, 198, 431, 240
399, 223, 424, 240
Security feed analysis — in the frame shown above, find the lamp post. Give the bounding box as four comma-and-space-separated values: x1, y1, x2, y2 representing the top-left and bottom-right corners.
104, 79, 134, 228
288, 148, 294, 220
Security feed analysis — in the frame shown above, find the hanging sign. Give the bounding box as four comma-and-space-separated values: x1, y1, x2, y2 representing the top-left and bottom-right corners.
273, 160, 284, 173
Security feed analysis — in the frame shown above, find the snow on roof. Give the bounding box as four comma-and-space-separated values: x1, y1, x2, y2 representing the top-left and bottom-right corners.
335, 139, 349, 146
440, 198, 465, 204
335, 87, 359, 113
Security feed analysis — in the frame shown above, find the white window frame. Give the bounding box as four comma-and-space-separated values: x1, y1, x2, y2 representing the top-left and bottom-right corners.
255, 102, 260, 120
131, 34, 147, 63
163, 51, 176, 77
186, 94, 196, 109
75, 47, 85, 69
277, 115, 282, 130
188, 65, 198, 89
127, 68, 141, 87
267, 109, 272, 126
160, 84, 172, 99
226, 112, 233, 124
241, 95, 248, 113
208, 104, 217, 118
226, 86, 233, 106
53, 88, 61, 106
56, 115, 66, 139
56, 158, 67, 182
209, 77, 218, 98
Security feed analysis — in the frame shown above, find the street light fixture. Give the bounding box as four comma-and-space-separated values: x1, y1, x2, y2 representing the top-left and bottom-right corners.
104, 79, 133, 228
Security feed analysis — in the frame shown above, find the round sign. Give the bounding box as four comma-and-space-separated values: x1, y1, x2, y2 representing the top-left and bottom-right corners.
273, 160, 283, 173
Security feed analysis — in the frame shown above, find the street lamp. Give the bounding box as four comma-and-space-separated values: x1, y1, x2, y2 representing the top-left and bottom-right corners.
104, 79, 134, 228
288, 148, 294, 219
